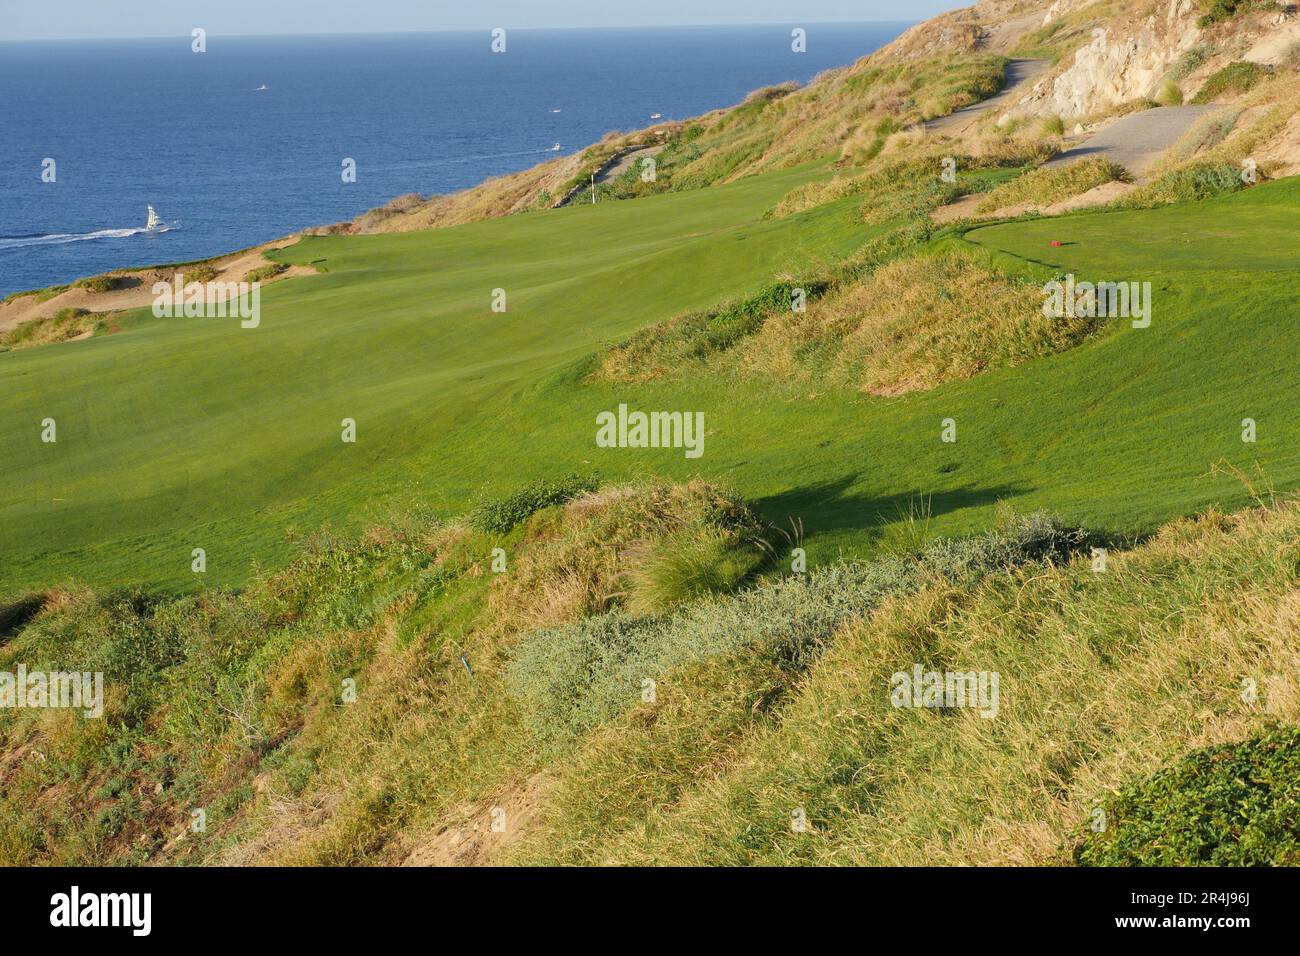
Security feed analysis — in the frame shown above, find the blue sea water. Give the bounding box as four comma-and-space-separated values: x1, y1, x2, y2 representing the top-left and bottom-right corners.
0, 23, 907, 297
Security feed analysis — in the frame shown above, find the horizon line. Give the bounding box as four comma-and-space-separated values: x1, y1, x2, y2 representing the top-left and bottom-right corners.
0, 19, 916, 44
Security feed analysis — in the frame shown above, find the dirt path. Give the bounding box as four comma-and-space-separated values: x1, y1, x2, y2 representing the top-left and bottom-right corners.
596, 145, 664, 184
1044, 105, 1221, 177
553, 143, 668, 207
979, 11, 1050, 54
930, 102, 1230, 224
0, 237, 312, 335
924, 59, 1051, 135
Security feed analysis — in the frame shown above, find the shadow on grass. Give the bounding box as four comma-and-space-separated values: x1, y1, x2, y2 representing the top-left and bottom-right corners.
752, 474, 1032, 544
0, 594, 45, 644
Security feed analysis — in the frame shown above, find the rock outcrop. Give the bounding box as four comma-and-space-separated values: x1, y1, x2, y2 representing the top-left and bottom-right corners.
873, 0, 1298, 121
1027, 1, 1203, 117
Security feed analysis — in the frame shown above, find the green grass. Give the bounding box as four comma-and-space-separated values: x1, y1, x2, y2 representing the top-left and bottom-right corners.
1192, 61, 1272, 104
470, 473, 598, 534
1074, 726, 1300, 866
0, 163, 864, 594
4, 170, 1300, 599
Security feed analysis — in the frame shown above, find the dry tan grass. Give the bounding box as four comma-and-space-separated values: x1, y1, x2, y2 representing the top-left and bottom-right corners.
740, 246, 1092, 396
202, 480, 760, 865
323, 153, 585, 234
973, 156, 1129, 214
770, 172, 875, 219
589, 237, 1096, 399
1138, 74, 1300, 186
534, 502, 1300, 866
334, 127, 682, 234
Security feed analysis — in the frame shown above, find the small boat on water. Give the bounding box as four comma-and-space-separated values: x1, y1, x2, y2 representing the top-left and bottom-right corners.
550, 143, 561, 151
254, 84, 269, 91
145, 205, 162, 232
650, 112, 662, 120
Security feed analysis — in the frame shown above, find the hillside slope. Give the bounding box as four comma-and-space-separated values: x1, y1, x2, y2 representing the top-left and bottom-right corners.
340, 0, 1300, 231
3, 482, 1297, 865
3, 0, 1300, 869
5, 174, 1299, 595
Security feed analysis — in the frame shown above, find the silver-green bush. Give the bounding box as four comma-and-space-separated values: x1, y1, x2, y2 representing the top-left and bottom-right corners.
506, 514, 1088, 750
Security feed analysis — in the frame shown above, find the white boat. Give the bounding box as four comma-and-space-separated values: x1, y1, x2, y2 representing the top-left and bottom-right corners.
650, 113, 662, 120
255, 84, 268, 91
550, 143, 561, 151
145, 206, 162, 231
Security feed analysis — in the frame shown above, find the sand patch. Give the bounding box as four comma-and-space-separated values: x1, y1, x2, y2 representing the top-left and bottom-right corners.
400, 774, 548, 867
1254, 110, 1300, 179
1242, 21, 1300, 66
929, 193, 985, 224
0, 236, 313, 338
930, 179, 1134, 224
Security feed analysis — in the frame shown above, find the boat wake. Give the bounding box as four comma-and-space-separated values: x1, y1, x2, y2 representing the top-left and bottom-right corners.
0, 226, 152, 251
0, 209, 175, 252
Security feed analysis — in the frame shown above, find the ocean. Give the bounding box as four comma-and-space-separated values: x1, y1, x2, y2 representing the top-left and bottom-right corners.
0, 23, 907, 298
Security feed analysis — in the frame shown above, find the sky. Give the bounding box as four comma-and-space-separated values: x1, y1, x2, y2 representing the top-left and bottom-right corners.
2, 1, 958, 41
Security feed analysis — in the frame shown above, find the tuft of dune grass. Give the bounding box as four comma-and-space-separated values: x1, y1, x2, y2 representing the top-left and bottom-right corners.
740, 245, 1098, 396
0, 307, 113, 352
511, 502, 1300, 865
974, 156, 1130, 214
0, 479, 766, 866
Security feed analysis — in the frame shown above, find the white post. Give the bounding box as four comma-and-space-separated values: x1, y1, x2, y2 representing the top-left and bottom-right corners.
591, 173, 596, 204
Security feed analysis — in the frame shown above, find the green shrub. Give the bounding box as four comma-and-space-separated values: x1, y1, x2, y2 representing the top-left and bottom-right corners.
875, 116, 902, 136
1074, 726, 1300, 865
1192, 61, 1271, 103
1168, 45, 1214, 81
74, 275, 123, 293
1197, 0, 1251, 28
244, 262, 288, 283
183, 265, 221, 284
506, 514, 1088, 750
1123, 161, 1245, 206
94, 591, 185, 686
470, 473, 599, 534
